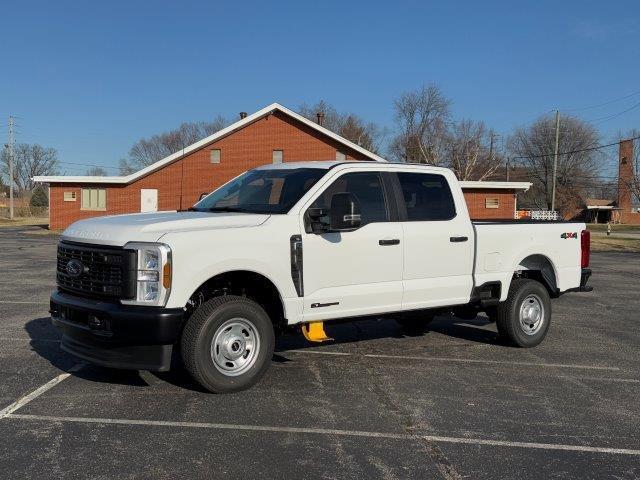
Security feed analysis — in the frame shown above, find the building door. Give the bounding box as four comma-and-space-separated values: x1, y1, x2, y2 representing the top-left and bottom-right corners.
140, 189, 158, 212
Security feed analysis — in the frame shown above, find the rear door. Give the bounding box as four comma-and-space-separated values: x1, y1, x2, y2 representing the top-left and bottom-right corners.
393, 171, 474, 309
301, 170, 404, 321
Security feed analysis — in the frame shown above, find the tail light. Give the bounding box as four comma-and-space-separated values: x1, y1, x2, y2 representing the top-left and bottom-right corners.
581, 230, 590, 268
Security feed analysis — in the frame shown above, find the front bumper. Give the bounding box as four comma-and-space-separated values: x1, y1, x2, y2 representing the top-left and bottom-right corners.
50, 290, 183, 371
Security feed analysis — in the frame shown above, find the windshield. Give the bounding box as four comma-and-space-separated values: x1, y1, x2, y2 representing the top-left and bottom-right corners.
192, 168, 326, 214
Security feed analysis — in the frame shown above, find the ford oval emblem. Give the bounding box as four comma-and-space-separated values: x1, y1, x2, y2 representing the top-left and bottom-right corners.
65, 259, 84, 278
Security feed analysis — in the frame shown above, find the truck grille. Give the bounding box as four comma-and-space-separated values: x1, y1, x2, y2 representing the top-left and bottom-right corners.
56, 242, 136, 299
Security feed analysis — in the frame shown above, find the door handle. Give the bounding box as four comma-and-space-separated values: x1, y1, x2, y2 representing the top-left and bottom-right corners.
379, 239, 400, 246
450, 236, 468, 243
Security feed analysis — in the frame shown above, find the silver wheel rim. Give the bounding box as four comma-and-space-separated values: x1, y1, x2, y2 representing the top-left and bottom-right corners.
519, 294, 544, 335
210, 318, 260, 376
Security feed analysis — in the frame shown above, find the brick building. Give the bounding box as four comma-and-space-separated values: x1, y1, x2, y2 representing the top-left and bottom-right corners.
35, 103, 530, 230
617, 139, 640, 225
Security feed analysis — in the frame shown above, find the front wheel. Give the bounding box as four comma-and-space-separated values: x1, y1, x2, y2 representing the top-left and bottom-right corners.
496, 279, 551, 347
181, 295, 275, 393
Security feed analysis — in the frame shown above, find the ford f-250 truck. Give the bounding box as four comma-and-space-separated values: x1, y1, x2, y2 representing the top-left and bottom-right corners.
50, 161, 592, 392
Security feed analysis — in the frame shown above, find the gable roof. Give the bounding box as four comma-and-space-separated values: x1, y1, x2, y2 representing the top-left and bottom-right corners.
585, 198, 615, 207
458, 180, 531, 191
33, 103, 387, 185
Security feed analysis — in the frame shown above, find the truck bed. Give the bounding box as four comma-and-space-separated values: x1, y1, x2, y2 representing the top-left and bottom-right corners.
472, 220, 585, 300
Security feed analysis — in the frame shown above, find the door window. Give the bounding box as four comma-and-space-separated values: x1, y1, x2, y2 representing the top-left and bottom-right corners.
310, 172, 388, 225
396, 172, 456, 221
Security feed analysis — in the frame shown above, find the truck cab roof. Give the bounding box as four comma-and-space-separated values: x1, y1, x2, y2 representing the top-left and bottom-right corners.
255, 160, 452, 174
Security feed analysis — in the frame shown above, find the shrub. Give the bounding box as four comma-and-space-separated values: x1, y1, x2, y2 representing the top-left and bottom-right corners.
30, 187, 49, 207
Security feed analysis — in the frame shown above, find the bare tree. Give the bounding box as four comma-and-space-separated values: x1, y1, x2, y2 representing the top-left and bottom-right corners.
444, 120, 502, 180
86, 167, 108, 176
389, 84, 451, 164
508, 114, 602, 214
298, 101, 386, 154
1, 143, 59, 193
120, 116, 228, 174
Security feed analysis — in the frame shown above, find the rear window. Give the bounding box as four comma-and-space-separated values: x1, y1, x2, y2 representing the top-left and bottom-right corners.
396, 172, 456, 221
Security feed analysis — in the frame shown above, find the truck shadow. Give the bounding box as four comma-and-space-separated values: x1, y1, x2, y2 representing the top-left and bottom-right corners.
24, 313, 506, 393
274, 314, 505, 355
24, 317, 166, 388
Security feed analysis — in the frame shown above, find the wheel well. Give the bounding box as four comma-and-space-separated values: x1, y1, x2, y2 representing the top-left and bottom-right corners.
185, 271, 286, 332
514, 255, 558, 297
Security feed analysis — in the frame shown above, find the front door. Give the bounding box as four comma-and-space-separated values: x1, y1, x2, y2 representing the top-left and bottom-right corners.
301, 171, 403, 321
140, 189, 158, 213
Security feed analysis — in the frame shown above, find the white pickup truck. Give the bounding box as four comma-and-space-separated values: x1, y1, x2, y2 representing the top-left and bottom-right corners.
50, 161, 592, 392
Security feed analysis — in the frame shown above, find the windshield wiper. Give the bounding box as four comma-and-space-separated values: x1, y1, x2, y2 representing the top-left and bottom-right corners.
204, 206, 253, 213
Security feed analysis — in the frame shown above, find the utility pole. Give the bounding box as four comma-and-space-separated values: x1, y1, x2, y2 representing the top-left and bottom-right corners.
7, 116, 15, 220
488, 131, 495, 166
505, 158, 510, 181
551, 110, 560, 212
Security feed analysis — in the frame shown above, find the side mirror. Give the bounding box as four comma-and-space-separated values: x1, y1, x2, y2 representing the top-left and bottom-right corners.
330, 192, 361, 231
199, 192, 208, 201
306, 207, 328, 234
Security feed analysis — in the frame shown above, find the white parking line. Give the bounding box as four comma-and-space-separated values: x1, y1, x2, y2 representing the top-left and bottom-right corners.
286, 349, 351, 356
0, 374, 71, 419
0, 300, 49, 305
0, 337, 60, 343
286, 350, 621, 371
555, 375, 640, 384
363, 354, 621, 371
5, 413, 640, 456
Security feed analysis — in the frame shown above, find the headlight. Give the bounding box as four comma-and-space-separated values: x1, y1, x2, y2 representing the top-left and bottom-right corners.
122, 242, 172, 306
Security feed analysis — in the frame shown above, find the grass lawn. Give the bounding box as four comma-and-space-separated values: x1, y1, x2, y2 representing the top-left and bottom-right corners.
587, 223, 640, 232
591, 236, 640, 253
0, 216, 49, 227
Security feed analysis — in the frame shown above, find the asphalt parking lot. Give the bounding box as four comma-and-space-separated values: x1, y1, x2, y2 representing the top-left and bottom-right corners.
1, 226, 639, 479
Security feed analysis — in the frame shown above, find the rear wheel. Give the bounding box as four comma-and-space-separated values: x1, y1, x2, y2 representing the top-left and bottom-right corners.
496, 279, 551, 347
181, 295, 275, 393
395, 311, 435, 335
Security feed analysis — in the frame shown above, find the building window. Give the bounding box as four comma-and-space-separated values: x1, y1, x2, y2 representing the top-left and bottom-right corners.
485, 197, 500, 209
81, 188, 107, 211
336, 151, 347, 161
273, 150, 283, 164
210, 149, 221, 164
63, 191, 76, 202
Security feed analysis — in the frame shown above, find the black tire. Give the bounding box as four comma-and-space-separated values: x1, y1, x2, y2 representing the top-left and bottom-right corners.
496, 278, 551, 347
395, 311, 435, 335
181, 295, 275, 393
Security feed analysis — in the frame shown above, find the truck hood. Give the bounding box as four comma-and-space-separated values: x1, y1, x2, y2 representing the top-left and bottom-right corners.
61, 211, 271, 247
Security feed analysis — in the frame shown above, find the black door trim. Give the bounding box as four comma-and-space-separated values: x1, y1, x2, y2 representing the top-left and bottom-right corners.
379, 239, 400, 246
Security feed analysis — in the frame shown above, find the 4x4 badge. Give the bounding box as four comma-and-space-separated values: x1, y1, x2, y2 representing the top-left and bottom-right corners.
560, 232, 578, 239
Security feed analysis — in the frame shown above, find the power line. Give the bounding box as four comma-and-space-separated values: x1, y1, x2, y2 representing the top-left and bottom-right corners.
56, 160, 120, 172
563, 89, 640, 112
510, 136, 640, 161
588, 100, 640, 124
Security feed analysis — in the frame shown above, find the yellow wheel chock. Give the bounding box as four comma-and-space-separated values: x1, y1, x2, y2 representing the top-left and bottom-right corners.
301, 321, 333, 343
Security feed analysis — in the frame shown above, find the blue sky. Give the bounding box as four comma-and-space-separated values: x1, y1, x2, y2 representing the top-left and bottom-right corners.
1, 0, 639, 175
